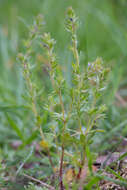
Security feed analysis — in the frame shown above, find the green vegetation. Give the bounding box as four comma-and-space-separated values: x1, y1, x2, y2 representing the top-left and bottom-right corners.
0, 1, 127, 190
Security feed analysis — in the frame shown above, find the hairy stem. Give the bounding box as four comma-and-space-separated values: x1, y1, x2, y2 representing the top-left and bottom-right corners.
23, 59, 54, 171
58, 90, 66, 189
72, 34, 79, 67
59, 145, 64, 190
47, 47, 66, 184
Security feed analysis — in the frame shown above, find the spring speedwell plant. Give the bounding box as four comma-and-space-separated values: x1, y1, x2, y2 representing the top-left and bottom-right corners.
18, 7, 109, 190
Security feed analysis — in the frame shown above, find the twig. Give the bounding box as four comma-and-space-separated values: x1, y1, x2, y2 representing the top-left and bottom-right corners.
115, 92, 127, 107
23, 173, 55, 190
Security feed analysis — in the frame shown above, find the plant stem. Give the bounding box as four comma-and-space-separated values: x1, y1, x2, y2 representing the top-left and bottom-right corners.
23, 173, 55, 190
59, 144, 64, 190
76, 147, 86, 180
23, 61, 43, 133
58, 89, 66, 190
23, 59, 55, 171
47, 46, 66, 186
72, 34, 79, 67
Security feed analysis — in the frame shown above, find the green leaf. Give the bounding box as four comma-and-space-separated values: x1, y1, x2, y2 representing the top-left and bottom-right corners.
20, 130, 38, 149
83, 176, 100, 190
6, 114, 24, 141
118, 152, 127, 162
80, 134, 86, 145
86, 145, 93, 174
61, 133, 73, 147
0, 105, 29, 112
95, 173, 127, 187
106, 166, 126, 182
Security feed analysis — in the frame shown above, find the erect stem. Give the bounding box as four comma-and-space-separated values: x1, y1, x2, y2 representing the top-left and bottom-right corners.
58, 90, 66, 190
22, 56, 55, 172
47, 46, 66, 188
59, 90, 65, 126
59, 145, 64, 190
72, 31, 83, 134
77, 167, 82, 180
76, 149, 86, 180
72, 34, 79, 67
23, 60, 45, 140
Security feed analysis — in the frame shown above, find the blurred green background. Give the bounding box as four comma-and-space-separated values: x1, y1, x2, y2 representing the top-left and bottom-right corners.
0, 0, 127, 169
